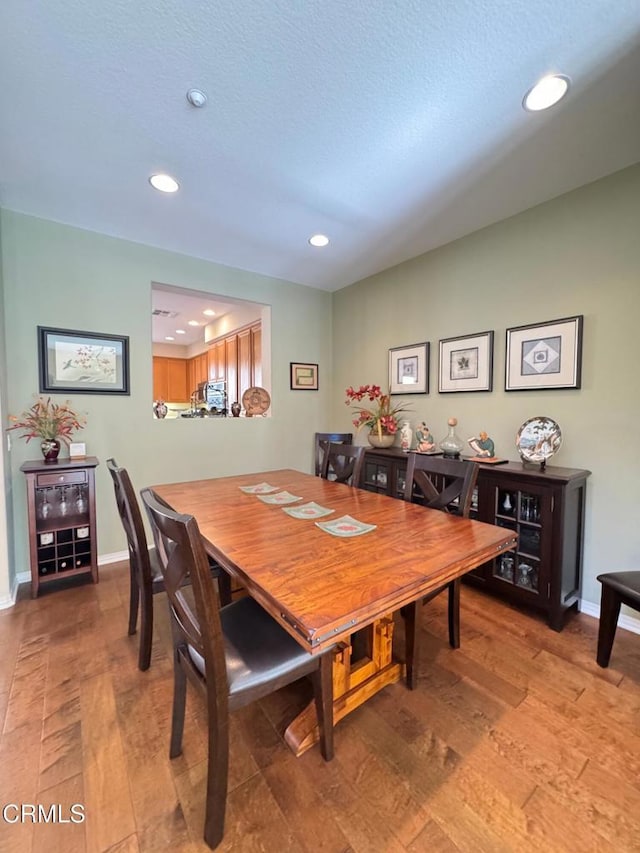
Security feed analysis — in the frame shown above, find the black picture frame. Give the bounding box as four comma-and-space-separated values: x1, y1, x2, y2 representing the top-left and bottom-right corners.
438, 330, 494, 393
505, 315, 583, 391
290, 362, 319, 390
388, 342, 429, 394
38, 326, 130, 395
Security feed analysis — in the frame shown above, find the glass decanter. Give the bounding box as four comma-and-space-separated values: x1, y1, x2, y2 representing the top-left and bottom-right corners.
439, 417, 464, 459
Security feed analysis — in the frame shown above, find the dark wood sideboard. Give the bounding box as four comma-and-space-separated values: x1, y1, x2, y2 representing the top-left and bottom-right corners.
362, 447, 590, 631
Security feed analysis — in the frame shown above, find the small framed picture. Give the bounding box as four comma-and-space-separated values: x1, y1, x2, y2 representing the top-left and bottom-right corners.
290, 362, 319, 390
505, 316, 583, 391
69, 442, 87, 459
438, 330, 494, 393
389, 342, 429, 395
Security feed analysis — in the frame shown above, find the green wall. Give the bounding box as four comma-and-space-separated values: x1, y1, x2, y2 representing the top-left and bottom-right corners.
332, 164, 640, 608
0, 216, 15, 603
0, 211, 333, 587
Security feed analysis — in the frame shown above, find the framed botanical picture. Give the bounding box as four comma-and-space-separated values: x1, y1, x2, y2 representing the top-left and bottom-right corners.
389, 342, 429, 394
505, 315, 583, 391
38, 326, 130, 395
290, 362, 319, 390
438, 330, 494, 393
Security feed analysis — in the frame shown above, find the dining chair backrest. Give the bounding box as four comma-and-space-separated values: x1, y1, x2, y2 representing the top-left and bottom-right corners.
107, 457, 154, 588
401, 454, 480, 684
403, 454, 478, 518
314, 432, 353, 476
140, 488, 227, 687
320, 442, 365, 487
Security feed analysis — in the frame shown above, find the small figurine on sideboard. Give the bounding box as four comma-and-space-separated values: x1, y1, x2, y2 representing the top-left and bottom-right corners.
415, 422, 436, 453
468, 431, 495, 458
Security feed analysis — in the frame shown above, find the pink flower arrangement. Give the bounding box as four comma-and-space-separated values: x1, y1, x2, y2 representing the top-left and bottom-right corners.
7, 396, 86, 445
344, 384, 411, 438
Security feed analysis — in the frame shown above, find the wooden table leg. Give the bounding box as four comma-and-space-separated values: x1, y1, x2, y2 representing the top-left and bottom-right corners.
284, 614, 403, 756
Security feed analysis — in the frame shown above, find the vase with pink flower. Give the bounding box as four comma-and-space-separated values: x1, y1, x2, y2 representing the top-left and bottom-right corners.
7, 396, 86, 462
344, 384, 411, 449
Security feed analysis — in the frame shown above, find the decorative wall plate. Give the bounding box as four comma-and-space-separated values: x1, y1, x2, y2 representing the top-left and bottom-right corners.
516, 416, 562, 463
241, 386, 271, 416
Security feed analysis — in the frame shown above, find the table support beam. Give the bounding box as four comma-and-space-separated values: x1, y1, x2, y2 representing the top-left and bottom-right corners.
284, 615, 403, 756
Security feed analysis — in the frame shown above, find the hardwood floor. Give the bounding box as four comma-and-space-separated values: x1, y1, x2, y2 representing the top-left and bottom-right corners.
1, 562, 639, 852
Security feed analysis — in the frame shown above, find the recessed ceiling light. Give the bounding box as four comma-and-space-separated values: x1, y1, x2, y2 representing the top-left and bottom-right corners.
523, 74, 570, 112
309, 234, 330, 247
175, 329, 186, 335
203, 309, 216, 317
165, 336, 175, 341
149, 173, 180, 193
188, 320, 200, 326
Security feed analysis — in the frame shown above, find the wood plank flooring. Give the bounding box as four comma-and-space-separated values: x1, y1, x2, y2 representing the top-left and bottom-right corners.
1, 562, 639, 852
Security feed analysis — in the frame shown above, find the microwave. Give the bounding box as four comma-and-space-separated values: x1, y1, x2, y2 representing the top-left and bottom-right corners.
196, 381, 227, 413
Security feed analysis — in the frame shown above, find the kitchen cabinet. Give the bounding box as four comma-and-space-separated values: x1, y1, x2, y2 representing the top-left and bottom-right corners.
251, 324, 262, 386
232, 322, 262, 405
167, 358, 188, 401
187, 358, 196, 400
21, 457, 99, 598
210, 339, 226, 381
225, 335, 238, 405
215, 341, 225, 380
195, 353, 208, 385
362, 448, 590, 630
237, 327, 252, 401
156, 321, 262, 408
153, 357, 189, 402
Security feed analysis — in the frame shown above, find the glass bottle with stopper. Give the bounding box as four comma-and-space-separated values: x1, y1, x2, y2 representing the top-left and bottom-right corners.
440, 417, 464, 459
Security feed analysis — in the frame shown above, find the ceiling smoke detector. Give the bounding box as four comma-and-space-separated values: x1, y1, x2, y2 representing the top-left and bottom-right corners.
186, 88, 207, 108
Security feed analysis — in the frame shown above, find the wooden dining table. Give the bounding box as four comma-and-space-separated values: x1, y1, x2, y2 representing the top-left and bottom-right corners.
152, 468, 517, 755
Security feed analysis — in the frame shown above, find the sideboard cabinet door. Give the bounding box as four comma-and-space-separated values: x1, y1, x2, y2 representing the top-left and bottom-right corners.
473, 462, 590, 631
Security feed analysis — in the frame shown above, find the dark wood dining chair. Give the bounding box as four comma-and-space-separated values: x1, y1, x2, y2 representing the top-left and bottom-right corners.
320, 442, 365, 487
314, 432, 353, 476
106, 458, 231, 671
402, 453, 479, 688
140, 488, 335, 850
596, 571, 640, 667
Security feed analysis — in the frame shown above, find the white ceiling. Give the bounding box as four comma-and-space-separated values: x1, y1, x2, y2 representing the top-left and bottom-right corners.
151, 286, 231, 347
1, 1, 639, 292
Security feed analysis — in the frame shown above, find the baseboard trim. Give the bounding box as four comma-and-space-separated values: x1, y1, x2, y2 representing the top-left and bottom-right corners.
1, 550, 130, 609
0, 590, 16, 610
99, 550, 129, 565
580, 598, 640, 636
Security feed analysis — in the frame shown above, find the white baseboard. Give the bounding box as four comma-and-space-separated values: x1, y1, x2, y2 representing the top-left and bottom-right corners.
0, 589, 16, 610
0, 550, 130, 609
98, 550, 129, 565
580, 598, 640, 636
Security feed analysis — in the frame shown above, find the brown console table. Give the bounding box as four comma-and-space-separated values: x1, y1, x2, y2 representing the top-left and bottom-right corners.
20, 457, 99, 598
362, 448, 590, 630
